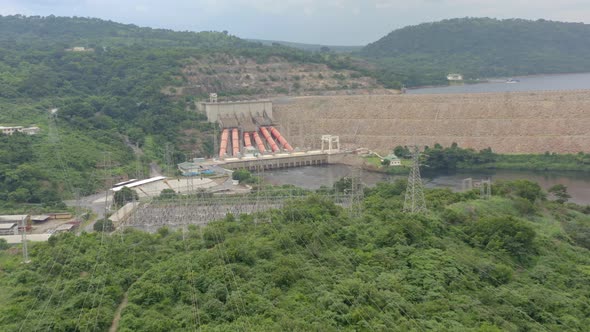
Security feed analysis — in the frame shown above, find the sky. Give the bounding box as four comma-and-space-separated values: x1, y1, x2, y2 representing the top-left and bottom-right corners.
1, 0, 590, 45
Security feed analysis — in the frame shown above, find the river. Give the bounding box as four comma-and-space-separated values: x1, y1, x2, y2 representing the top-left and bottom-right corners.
408, 72, 590, 94
262, 165, 590, 205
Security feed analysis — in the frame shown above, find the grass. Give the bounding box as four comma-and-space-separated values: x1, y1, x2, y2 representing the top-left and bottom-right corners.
363, 155, 382, 167
0, 248, 21, 304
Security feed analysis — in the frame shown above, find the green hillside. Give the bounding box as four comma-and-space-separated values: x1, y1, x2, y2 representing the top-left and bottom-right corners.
0, 15, 368, 211
361, 18, 590, 87
1, 180, 589, 330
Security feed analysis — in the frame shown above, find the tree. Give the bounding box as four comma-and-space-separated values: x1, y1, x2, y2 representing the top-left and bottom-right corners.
159, 189, 177, 199
494, 180, 546, 203
394, 146, 411, 159
466, 216, 537, 262
333, 177, 352, 193
114, 187, 139, 207
93, 218, 114, 232
232, 169, 251, 182
548, 184, 571, 204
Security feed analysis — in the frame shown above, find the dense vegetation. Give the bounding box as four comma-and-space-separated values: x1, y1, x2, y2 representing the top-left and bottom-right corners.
1, 180, 589, 331
0, 133, 64, 212
361, 18, 590, 87
391, 144, 590, 173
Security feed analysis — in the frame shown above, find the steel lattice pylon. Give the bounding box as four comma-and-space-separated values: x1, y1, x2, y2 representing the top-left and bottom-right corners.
403, 146, 427, 213
348, 167, 364, 218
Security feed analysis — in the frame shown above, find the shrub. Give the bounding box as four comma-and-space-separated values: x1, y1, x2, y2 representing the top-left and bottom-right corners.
464, 216, 537, 261
93, 219, 115, 232
494, 180, 546, 202
232, 169, 251, 182
159, 189, 177, 199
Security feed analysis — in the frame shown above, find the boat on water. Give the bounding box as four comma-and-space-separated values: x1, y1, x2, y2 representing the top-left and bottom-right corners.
505, 78, 520, 84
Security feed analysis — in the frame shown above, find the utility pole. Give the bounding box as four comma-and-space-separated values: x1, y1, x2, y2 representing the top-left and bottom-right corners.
403, 146, 427, 213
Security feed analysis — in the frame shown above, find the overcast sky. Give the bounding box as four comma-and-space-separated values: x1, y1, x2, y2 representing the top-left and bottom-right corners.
1, 0, 589, 45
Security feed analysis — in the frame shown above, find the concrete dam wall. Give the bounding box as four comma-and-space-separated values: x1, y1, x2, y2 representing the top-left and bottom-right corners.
272, 91, 590, 154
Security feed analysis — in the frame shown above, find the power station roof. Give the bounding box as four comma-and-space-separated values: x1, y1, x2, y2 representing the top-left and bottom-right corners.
111, 176, 166, 192
384, 154, 400, 161
201, 99, 271, 105
1, 234, 52, 244
0, 223, 17, 230
0, 215, 29, 223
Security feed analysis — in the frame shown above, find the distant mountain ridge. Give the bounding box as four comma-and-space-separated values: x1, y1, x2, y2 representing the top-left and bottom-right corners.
361, 17, 590, 85
0, 14, 253, 49
248, 39, 363, 53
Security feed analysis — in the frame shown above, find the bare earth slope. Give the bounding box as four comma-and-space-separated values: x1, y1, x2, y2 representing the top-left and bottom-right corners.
164, 53, 393, 98
273, 90, 590, 154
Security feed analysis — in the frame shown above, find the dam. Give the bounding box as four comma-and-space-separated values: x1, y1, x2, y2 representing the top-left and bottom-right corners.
272, 90, 590, 154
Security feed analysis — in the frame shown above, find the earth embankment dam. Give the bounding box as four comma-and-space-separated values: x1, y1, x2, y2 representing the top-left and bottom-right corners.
273, 90, 590, 154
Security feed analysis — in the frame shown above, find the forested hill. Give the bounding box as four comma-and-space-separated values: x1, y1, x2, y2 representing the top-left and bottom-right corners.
0, 15, 381, 212
1, 181, 589, 330
0, 15, 253, 49
361, 18, 590, 86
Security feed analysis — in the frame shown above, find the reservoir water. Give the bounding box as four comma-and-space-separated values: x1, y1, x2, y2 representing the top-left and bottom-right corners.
263, 165, 590, 205
408, 72, 590, 94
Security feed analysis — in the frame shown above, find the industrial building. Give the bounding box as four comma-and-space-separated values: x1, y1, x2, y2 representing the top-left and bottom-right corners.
382, 153, 402, 166
0, 234, 52, 244
0, 223, 18, 235
111, 176, 221, 198
0, 126, 40, 136
186, 95, 351, 173
0, 215, 30, 234
197, 97, 295, 160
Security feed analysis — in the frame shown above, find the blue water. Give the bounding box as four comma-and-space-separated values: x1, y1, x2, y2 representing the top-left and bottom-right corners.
408, 72, 590, 94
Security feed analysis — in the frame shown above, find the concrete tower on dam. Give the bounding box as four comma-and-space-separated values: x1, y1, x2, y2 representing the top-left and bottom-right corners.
272, 90, 590, 154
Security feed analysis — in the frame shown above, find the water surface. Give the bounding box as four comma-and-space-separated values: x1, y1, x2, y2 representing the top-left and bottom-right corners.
408, 72, 590, 94
263, 165, 590, 205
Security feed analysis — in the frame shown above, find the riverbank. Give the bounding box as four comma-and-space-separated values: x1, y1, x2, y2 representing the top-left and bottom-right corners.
458, 154, 590, 172
353, 151, 590, 177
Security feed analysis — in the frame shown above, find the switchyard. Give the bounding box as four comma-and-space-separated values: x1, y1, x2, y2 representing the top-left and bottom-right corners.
119, 190, 358, 233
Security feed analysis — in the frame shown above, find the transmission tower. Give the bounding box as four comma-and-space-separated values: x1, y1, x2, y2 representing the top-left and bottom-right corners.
215, 122, 220, 160
135, 156, 143, 180
21, 215, 30, 264
480, 179, 492, 199
403, 146, 427, 213
254, 165, 270, 224
164, 143, 173, 176
348, 167, 364, 218
101, 152, 113, 221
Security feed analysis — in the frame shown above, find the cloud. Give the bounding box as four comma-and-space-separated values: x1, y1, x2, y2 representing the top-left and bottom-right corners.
1, 0, 590, 44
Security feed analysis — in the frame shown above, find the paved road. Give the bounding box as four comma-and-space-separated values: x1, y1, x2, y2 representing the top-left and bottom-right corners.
150, 162, 163, 177
65, 191, 111, 232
